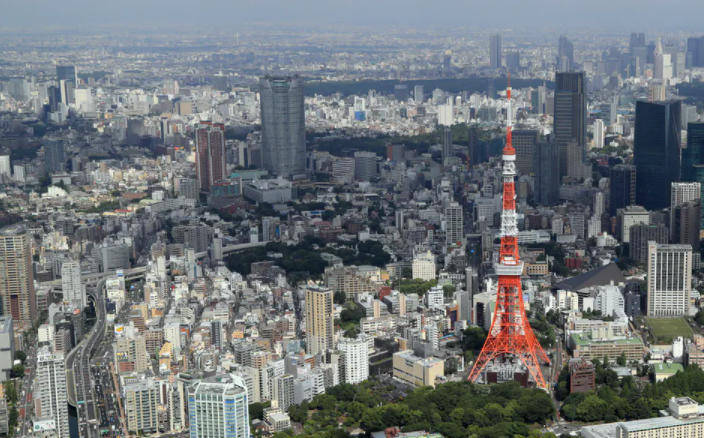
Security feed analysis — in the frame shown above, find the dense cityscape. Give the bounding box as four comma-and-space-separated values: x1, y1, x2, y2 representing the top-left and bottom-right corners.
0, 4, 703, 438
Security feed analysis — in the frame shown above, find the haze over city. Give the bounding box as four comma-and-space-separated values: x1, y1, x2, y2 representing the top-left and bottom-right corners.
0, 1, 702, 438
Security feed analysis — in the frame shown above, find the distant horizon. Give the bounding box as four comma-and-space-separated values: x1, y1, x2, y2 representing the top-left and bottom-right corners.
0, 0, 702, 33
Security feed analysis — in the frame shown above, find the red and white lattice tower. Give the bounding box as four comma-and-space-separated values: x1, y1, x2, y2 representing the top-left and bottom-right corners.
467, 75, 551, 389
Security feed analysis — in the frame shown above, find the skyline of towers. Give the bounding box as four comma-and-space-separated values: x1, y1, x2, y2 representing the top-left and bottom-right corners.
557, 35, 574, 71
0, 225, 36, 325
195, 121, 226, 192
554, 71, 586, 179
634, 99, 682, 210
259, 75, 306, 178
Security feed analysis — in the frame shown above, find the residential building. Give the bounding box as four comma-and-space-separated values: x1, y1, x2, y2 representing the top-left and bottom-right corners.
124, 378, 160, 434
195, 121, 226, 192
36, 347, 69, 437
188, 374, 250, 438
338, 335, 370, 384
0, 225, 36, 324
305, 286, 334, 355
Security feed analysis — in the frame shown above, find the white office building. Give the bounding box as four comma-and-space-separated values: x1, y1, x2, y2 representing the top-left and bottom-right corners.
61, 260, 85, 310
647, 242, 692, 317
412, 251, 436, 281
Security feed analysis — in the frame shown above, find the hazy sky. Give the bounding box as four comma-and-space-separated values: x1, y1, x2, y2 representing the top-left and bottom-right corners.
0, 0, 702, 32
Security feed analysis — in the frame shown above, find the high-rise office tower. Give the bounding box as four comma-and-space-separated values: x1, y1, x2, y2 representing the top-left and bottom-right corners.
259, 76, 306, 178
56, 65, 77, 104
0, 225, 35, 324
338, 335, 369, 385
553, 72, 586, 179
124, 379, 160, 434
489, 34, 502, 69
353, 151, 378, 181
682, 122, 704, 184
634, 100, 681, 210
593, 119, 605, 149
305, 286, 334, 355
629, 224, 668, 264
670, 182, 701, 242
609, 164, 636, 216
188, 374, 250, 438
653, 39, 673, 81
36, 346, 69, 437
442, 51, 452, 76
557, 36, 574, 71
629, 33, 646, 51
533, 140, 560, 206
61, 260, 85, 310
512, 130, 538, 175
506, 51, 520, 72
195, 121, 226, 192
671, 201, 702, 248
686, 36, 704, 68
444, 202, 463, 247
647, 242, 692, 317
413, 85, 424, 103
0, 155, 10, 179
44, 140, 65, 174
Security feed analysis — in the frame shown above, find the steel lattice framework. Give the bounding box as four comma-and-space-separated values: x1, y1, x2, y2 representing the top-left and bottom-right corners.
467, 75, 551, 390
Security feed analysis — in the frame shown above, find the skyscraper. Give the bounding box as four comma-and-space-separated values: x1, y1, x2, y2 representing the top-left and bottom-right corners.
61, 260, 85, 310
553, 72, 586, 179
259, 76, 306, 178
686, 36, 704, 68
634, 100, 681, 210
56, 65, 77, 104
506, 51, 520, 72
629, 224, 668, 264
557, 36, 574, 71
0, 225, 35, 324
682, 122, 704, 184
512, 130, 538, 175
609, 164, 636, 216
195, 121, 226, 192
36, 346, 69, 437
533, 140, 560, 206
305, 286, 334, 355
647, 242, 692, 317
44, 140, 65, 174
489, 34, 502, 69
188, 374, 250, 438
444, 202, 463, 247
593, 119, 605, 149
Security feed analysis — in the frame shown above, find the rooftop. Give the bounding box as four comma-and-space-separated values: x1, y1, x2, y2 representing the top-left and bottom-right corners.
570, 333, 643, 347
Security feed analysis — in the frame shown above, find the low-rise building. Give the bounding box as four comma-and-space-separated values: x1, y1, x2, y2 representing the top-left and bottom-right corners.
392, 350, 444, 388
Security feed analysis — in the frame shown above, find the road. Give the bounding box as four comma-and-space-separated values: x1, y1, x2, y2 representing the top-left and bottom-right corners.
18, 344, 37, 437
66, 279, 107, 438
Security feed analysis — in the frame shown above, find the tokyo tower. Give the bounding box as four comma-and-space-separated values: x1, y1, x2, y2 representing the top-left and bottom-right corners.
467, 76, 550, 389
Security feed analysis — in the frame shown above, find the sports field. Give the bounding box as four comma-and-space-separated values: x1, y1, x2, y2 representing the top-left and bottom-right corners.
646, 317, 693, 343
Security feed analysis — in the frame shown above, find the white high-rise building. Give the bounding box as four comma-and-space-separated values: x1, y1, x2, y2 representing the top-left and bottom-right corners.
670, 182, 701, 208
412, 251, 436, 281
338, 335, 369, 385
593, 119, 605, 149
647, 242, 692, 317
188, 374, 250, 438
426, 285, 444, 310
0, 156, 10, 178
61, 260, 85, 310
36, 347, 69, 438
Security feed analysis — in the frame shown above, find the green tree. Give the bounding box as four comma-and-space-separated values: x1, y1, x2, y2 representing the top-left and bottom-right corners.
248, 401, 270, 421
617, 351, 627, 366
462, 326, 487, 352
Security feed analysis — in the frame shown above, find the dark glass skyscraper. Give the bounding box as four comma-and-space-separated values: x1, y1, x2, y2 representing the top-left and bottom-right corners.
259, 76, 306, 178
608, 164, 636, 216
553, 72, 586, 179
634, 100, 681, 210
44, 139, 65, 173
56, 65, 77, 104
534, 140, 560, 206
682, 122, 704, 184
686, 36, 704, 68
489, 34, 502, 69
513, 130, 538, 176
557, 36, 574, 71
